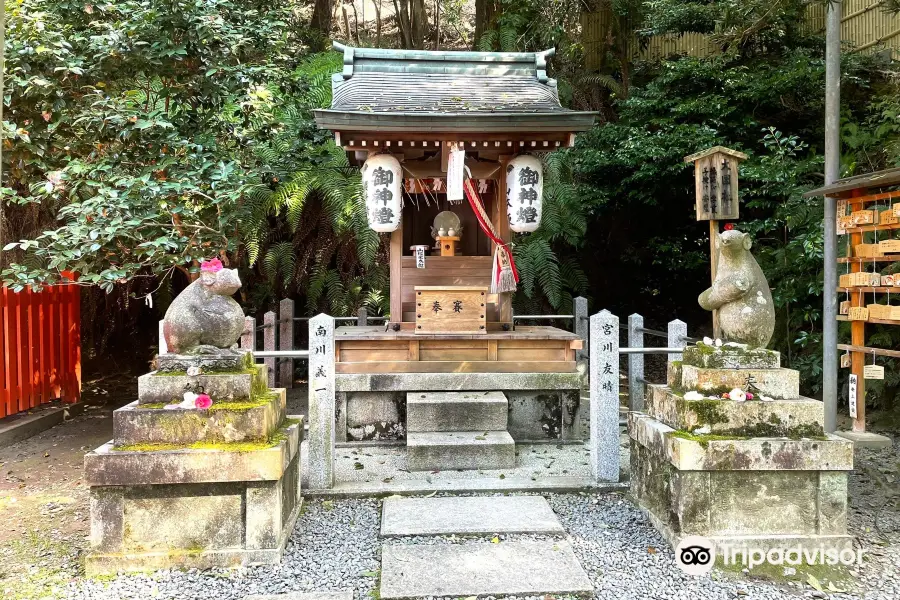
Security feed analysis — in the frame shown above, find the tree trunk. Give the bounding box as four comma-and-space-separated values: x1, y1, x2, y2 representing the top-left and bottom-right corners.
310, 0, 334, 37
410, 0, 427, 49
374, 0, 383, 47
474, 0, 498, 50
433, 0, 440, 49
393, 0, 413, 48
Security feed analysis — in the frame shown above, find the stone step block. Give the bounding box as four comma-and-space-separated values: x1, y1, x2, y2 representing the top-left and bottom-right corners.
379, 541, 593, 599
380, 496, 564, 537
139, 363, 267, 405
113, 388, 286, 446
645, 384, 824, 436
407, 431, 515, 471
406, 391, 508, 432
682, 344, 780, 370
680, 364, 800, 400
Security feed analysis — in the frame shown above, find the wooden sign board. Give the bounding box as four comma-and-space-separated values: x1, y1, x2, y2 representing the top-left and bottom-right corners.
684, 146, 747, 221
894, 204, 900, 217
414, 286, 487, 334
840, 300, 851, 315
881, 275, 896, 287
879, 239, 900, 254
864, 364, 885, 380
880, 209, 899, 225
841, 353, 851, 368
837, 214, 853, 232
848, 374, 858, 419
850, 210, 876, 225
848, 306, 869, 321
841, 272, 881, 287
837, 199, 849, 234
867, 304, 900, 321
855, 243, 884, 258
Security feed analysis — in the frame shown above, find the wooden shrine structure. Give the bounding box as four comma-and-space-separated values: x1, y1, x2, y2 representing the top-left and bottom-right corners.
805, 167, 900, 446
315, 43, 596, 378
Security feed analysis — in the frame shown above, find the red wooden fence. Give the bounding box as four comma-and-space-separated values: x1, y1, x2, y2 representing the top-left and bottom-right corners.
0, 281, 81, 418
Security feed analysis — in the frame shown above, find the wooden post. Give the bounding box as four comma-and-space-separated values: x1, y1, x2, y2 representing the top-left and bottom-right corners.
710, 219, 720, 339
390, 223, 403, 326
849, 190, 866, 432
279, 299, 295, 389
263, 311, 276, 388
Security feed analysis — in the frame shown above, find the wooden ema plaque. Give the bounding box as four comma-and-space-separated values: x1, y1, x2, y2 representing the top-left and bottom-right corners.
414, 286, 487, 334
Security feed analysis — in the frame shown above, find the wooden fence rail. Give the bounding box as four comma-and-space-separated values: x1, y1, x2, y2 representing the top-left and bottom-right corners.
0, 283, 82, 418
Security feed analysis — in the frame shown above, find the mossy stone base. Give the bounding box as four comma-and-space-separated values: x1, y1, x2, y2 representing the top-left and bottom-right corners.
156, 350, 254, 374
680, 365, 799, 400
113, 389, 286, 446
138, 363, 267, 405
628, 412, 852, 553
682, 344, 780, 370
85, 418, 302, 575
646, 385, 823, 436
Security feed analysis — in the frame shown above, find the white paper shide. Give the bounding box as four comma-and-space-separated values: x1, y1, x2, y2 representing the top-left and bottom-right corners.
506, 155, 543, 232
362, 154, 402, 232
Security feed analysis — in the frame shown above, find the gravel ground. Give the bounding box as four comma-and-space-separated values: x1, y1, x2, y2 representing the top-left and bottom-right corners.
61, 490, 900, 600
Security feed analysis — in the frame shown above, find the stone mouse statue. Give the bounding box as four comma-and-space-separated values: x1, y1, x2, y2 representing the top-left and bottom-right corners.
163, 258, 245, 355
698, 229, 775, 348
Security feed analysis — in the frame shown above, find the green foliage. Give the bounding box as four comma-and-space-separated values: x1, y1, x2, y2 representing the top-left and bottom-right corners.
2, 0, 307, 290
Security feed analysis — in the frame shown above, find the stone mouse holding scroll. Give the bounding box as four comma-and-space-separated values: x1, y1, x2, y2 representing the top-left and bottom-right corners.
698, 229, 775, 348
163, 258, 245, 355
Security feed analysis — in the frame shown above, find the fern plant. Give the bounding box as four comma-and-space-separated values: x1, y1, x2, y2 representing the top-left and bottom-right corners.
512, 150, 590, 314
238, 51, 389, 316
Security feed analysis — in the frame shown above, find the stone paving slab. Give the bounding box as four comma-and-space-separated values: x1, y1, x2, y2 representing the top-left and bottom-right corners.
379, 541, 593, 599
380, 495, 564, 537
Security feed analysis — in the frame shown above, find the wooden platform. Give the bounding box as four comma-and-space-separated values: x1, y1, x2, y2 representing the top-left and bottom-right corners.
334, 326, 581, 374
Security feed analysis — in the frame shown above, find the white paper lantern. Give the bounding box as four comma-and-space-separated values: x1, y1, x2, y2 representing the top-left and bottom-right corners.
361, 154, 402, 232
506, 155, 543, 233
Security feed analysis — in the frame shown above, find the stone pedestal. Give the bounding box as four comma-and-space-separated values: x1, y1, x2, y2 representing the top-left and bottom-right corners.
85, 351, 302, 575
629, 343, 853, 553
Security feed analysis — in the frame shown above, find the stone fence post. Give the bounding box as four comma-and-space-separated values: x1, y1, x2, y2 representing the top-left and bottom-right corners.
667, 319, 688, 366
263, 311, 276, 387
357, 307, 368, 327
627, 314, 645, 412
308, 314, 335, 490
590, 310, 620, 483
279, 299, 295, 389
240, 316, 256, 351
573, 296, 589, 363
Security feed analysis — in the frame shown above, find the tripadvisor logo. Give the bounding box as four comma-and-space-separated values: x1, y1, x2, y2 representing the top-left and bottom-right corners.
674, 535, 866, 575
675, 536, 716, 575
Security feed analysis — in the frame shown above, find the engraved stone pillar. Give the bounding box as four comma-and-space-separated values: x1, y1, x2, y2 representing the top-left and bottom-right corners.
357, 307, 368, 327
590, 310, 620, 482
308, 314, 335, 490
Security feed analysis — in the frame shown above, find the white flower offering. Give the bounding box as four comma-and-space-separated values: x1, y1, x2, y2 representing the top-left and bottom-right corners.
728, 387, 747, 402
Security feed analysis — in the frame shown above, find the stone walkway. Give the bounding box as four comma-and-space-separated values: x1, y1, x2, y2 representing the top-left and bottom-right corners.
378, 496, 591, 598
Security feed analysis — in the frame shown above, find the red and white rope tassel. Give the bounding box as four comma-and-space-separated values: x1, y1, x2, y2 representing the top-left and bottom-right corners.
463, 178, 519, 294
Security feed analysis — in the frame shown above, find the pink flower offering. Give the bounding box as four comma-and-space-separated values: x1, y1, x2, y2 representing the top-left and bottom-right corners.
201, 258, 223, 272
194, 394, 212, 409
746, 393, 754, 400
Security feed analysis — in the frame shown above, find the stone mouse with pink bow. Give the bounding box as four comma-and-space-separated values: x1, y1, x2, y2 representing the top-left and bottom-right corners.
162, 258, 245, 355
